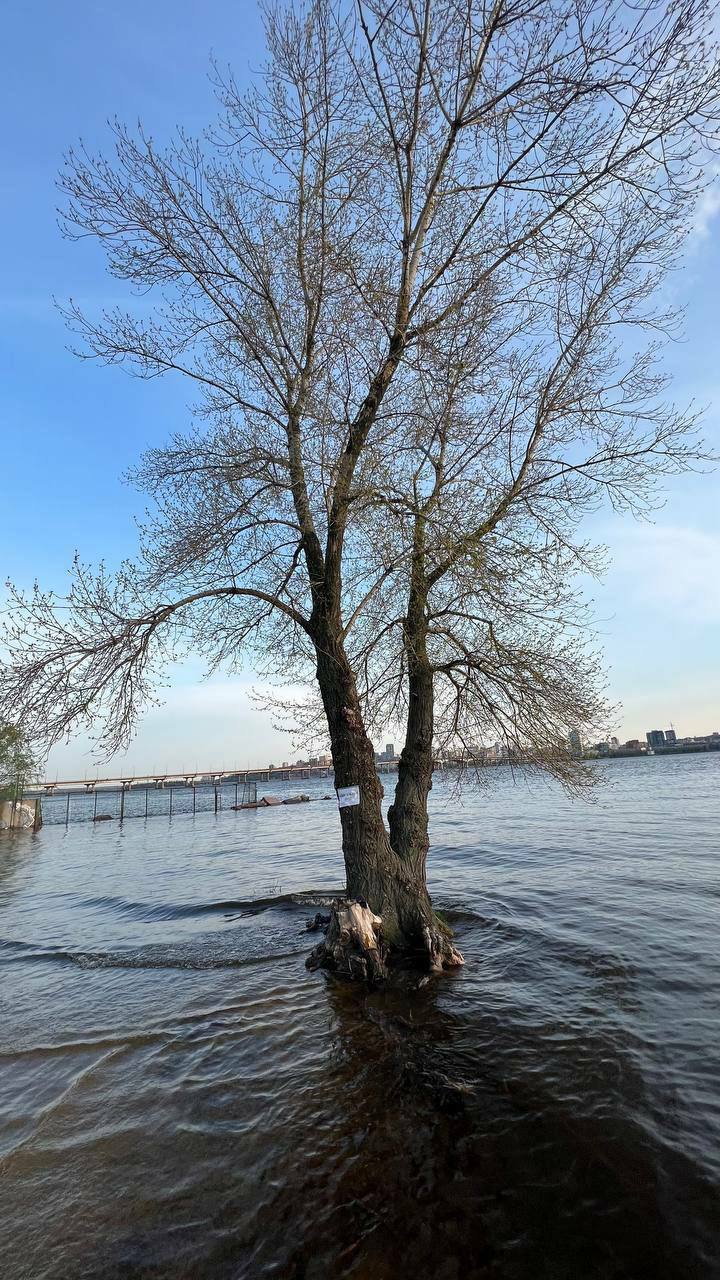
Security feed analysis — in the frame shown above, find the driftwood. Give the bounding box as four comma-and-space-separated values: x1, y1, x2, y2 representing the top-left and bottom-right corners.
306, 898, 388, 984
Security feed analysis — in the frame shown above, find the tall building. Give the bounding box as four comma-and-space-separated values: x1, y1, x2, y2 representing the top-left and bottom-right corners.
384, 743, 395, 759
646, 729, 665, 749
568, 729, 582, 756
665, 728, 677, 744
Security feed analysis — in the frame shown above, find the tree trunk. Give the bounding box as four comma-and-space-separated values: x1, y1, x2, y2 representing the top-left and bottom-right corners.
308, 618, 463, 977
385, 520, 462, 971
389, 518, 435, 877
387, 645, 433, 873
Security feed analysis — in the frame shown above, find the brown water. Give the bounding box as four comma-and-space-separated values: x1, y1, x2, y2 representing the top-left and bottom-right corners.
1, 757, 719, 1279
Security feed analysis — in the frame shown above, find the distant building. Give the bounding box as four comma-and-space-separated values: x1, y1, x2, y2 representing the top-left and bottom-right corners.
609, 736, 619, 748
665, 728, 677, 744
646, 729, 665, 750
568, 729, 582, 756
385, 743, 395, 758
594, 741, 610, 755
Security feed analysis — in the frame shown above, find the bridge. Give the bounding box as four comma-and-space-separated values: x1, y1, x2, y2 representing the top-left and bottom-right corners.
24, 754, 422, 796
17, 756, 470, 828
25, 763, 339, 796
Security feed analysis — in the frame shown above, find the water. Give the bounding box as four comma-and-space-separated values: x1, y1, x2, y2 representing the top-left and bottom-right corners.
1, 756, 718, 1279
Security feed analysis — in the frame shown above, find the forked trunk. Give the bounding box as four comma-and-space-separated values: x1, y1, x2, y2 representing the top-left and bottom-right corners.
308, 621, 463, 979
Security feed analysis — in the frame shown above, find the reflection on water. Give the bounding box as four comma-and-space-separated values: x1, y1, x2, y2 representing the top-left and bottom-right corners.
1, 756, 719, 1278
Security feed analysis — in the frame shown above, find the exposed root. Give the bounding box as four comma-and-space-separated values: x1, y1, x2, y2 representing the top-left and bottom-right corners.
306, 898, 388, 984
421, 923, 465, 972
306, 899, 464, 982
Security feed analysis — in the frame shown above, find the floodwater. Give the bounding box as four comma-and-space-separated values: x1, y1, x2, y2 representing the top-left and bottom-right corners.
1, 756, 719, 1279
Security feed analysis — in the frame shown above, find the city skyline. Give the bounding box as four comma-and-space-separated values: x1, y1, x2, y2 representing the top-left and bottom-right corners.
30, 709, 720, 783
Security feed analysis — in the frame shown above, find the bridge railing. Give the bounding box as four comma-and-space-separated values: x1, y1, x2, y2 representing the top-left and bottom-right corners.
35, 779, 259, 826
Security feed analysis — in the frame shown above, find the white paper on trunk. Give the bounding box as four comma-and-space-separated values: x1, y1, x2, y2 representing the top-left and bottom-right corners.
336, 786, 360, 808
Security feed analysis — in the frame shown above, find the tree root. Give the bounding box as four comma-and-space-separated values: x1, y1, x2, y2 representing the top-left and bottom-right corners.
421, 923, 465, 972
306, 898, 464, 982
306, 898, 388, 983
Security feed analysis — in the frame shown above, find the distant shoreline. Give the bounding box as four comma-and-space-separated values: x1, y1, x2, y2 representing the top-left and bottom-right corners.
24, 743, 719, 802
581, 745, 720, 760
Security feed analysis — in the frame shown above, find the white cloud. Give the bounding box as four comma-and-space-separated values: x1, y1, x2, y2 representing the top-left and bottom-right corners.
694, 188, 720, 240
691, 171, 720, 243
607, 524, 720, 623
44, 675, 303, 779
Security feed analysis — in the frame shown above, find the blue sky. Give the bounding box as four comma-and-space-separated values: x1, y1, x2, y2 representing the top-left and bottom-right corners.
1, 1, 719, 779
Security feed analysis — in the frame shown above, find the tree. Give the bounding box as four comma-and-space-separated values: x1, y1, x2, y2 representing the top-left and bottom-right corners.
0, 725, 36, 803
1, 0, 718, 973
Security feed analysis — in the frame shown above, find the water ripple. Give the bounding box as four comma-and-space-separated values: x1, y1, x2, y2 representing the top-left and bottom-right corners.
1, 755, 718, 1278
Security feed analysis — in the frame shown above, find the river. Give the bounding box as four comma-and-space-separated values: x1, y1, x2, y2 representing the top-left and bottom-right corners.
1, 755, 718, 1279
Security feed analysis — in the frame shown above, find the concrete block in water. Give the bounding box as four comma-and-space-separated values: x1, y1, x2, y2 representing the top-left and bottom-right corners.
0, 799, 42, 831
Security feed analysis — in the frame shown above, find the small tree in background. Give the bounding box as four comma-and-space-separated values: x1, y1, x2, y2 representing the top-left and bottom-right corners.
0, 725, 36, 803
1, 0, 718, 972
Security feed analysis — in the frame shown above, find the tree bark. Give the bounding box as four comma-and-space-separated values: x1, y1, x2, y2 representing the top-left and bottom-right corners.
309, 616, 463, 975
387, 631, 433, 873
388, 516, 434, 875
385, 520, 462, 970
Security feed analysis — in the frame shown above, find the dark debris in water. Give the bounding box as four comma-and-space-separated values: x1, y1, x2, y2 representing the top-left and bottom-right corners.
305, 911, 331, 933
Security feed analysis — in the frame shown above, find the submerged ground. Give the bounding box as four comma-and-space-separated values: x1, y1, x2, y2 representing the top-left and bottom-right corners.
1, 756, 718, 1279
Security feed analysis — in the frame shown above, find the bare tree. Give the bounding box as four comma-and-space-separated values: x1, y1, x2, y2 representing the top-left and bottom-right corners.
2, 0, 718, 974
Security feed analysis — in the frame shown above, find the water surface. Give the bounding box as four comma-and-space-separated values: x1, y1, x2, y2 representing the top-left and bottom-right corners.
1, 756, 718, 1278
